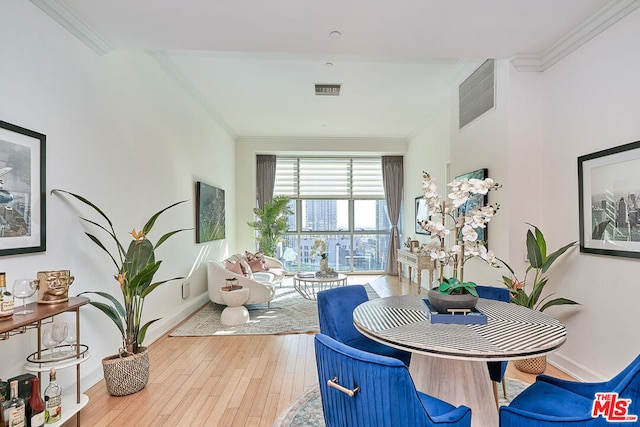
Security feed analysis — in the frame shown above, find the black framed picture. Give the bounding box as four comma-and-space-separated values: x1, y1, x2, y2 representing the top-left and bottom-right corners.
415, 196, 429, 235
578, 140, 640, 258
195, 181, 225, 243
0, 121, 46, 256
455, 168, 489, 244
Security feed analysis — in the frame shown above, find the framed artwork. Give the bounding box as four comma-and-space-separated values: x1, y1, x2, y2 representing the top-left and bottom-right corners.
455, 168, 489, 245
195, 181, 225, 243
415, 196, 429, 235
578, 140, 640, 258
0, 121, 46, 256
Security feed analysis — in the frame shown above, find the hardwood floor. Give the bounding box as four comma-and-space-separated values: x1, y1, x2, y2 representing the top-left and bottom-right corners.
65, 274, 573, 426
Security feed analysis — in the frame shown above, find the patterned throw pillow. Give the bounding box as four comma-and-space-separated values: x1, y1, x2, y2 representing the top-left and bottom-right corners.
245, 250, 269, 272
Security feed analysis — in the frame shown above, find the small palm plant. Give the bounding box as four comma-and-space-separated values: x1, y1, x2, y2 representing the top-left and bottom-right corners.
500, 224, 578, 312
247, 195, 293, 257
52, 189, 189, 355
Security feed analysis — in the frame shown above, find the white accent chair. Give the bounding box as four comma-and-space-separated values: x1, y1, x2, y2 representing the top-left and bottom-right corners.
207, 255, 285, 307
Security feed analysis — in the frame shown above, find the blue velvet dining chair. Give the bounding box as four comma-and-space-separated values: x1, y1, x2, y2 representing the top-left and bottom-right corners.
476, 285, 511, 406
314, 333, 472, 427
317, 284, 412, 366
499, 354, 640, 426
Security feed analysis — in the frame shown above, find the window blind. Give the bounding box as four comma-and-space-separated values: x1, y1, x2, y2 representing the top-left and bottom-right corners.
274, 157, 384, 199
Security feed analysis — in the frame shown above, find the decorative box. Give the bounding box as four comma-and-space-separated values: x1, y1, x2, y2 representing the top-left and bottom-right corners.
423, 299, 487, 325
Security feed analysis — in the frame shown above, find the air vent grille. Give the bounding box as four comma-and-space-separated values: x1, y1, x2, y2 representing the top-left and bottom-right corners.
459, 59, 495, 129
315, 84, 341, 96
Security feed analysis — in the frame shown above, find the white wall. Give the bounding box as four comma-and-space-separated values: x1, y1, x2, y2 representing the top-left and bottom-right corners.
533, 7, 640, 380
0, 2, 235, 391
449, 61, 511, 288
401, 107, 451, 286
447, 9, 640, 380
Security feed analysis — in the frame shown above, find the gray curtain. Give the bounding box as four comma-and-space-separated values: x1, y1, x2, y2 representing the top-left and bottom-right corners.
256, 155, 277, 209
382, 156, 404, 275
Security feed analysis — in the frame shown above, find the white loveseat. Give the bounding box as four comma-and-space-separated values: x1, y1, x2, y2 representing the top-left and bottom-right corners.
207, 254, 286, 306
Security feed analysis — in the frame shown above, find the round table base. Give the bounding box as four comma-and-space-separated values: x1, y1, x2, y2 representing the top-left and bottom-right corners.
408, 355, 498, 427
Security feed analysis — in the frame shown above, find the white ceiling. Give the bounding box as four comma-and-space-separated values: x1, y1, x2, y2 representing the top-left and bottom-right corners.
38, 0, 632, 139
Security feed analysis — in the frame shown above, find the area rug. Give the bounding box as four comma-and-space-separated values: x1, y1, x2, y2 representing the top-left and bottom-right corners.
170, 284, 378, 336
272, 378, 530, 427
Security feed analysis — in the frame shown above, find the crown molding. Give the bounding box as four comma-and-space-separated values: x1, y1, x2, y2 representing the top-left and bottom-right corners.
512, 0, 640, 72
29, 0, 113, 55
146, 50, 238, 140
236, 136, 407, 145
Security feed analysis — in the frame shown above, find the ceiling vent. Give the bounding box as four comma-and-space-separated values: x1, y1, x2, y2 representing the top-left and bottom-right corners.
315, 84, 341, 96
459, 59, 495, 129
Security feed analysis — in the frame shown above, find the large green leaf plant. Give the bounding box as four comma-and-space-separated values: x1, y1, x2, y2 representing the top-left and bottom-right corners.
247, 195, 293, 257
52, 190, 189, 355
500, 224, 578, 312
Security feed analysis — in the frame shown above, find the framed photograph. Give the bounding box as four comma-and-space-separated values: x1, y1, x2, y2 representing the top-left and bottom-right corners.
455, 168, 489, 244
0, 121, 46, 256
195, 181, 225, 243
415, 196, 430, 235
578, 140, 640, 258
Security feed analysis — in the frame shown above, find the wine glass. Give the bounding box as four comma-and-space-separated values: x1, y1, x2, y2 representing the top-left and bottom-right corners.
42, 325, 57, 360
64, 322, 77, 355
12, 279, 37, 315
51, 322, 68, 357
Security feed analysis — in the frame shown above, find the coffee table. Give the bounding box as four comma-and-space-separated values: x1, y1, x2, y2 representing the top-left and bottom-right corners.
292, 273, 347, 300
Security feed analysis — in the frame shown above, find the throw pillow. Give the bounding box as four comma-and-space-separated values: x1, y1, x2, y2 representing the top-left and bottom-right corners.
245, 250, 269, 272
224, 260, 243, 276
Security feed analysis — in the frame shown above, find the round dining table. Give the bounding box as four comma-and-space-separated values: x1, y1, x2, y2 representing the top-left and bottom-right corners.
353, 294, 567, 427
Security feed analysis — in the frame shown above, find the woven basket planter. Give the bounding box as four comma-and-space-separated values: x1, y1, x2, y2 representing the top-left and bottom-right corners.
102, 347, 150, 396
513, 355, 547, 374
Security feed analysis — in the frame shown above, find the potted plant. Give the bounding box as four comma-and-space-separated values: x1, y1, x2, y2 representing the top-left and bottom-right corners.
52, 189, 188, 396
247, 195, 293, 257
417, 172, 501, 312
499, 223, 578, 373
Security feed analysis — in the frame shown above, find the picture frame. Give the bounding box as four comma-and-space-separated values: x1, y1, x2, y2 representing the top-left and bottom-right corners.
455, 168, 489, 245
0, 121, 46, 256
578, 140, 640, 258
415, 196, 429, 235
195, 181, 225, 243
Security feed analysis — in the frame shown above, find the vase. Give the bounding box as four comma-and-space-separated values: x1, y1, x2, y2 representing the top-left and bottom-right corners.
319, 258, 329, 273
102, 347, 150, 396
513, 355, 547, 374
427, 289, 478, 313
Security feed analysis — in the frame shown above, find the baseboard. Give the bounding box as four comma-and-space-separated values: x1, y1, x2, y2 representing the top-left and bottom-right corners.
78, 291, 210, 392
547, 353, 607, 382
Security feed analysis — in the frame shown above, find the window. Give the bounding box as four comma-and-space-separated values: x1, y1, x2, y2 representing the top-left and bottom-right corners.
273, 157, 390, 272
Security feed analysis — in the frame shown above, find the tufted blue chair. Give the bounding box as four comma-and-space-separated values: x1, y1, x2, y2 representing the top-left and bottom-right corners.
315, 333, 472, 427
476, 285, 511, 406
500, 354, 640, 426
317, 284, 412, 366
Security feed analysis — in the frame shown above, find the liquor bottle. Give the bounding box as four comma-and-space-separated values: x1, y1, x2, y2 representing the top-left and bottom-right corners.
26, 378, 44, 427
2, 380, 26, 427
43, 369, 61, 424
0, 273, 14, 320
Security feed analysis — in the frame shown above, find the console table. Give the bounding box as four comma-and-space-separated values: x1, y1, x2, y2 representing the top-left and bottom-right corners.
396, 249, 436, 293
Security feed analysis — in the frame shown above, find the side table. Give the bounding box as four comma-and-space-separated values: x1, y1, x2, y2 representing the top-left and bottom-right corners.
220, 287, 250, 326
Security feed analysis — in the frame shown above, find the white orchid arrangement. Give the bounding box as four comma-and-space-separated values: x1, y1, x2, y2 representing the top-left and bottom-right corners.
418, 172, 501, 295
309, 238, 328, 260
